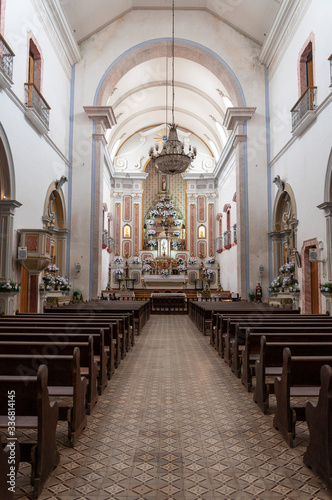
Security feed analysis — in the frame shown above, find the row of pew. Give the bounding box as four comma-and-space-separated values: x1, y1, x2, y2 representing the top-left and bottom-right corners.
189, 301, 332, 495
0, 301, 150, 499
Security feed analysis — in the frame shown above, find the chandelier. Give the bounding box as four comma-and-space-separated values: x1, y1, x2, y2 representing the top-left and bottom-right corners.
149, 0, 197, 175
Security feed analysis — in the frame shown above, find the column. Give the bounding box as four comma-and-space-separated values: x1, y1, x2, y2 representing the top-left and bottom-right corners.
223, 107, 256, 298
84, 106, 116, 298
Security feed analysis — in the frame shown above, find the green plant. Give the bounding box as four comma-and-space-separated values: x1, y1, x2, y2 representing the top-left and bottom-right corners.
248, 290, 256, 302
72, 289, 82, 303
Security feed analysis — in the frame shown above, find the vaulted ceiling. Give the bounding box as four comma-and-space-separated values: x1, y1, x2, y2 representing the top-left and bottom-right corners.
60, 0, 283, 168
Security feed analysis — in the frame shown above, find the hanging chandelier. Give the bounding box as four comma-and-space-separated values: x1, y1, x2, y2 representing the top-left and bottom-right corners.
149, 0, 197, 175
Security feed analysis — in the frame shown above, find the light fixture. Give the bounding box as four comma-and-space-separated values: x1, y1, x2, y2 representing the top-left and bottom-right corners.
149, 0, 197, 175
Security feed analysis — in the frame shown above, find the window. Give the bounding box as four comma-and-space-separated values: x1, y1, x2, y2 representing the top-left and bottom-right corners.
198, 225, 206, 238
123, 224, 131, 238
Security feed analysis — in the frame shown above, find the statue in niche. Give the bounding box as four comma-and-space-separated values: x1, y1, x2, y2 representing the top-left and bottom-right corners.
161, 239, 167, 256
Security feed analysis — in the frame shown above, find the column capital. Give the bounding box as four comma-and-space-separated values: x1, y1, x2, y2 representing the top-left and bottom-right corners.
232, 135, 246, 148
0, 199, 22, 215
223, 107, 256, 131
318, 201, 332, 217
84, 105, 117, 134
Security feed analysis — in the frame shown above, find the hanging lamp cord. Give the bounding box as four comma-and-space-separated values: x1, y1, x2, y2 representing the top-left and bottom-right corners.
172, 0, 175, 125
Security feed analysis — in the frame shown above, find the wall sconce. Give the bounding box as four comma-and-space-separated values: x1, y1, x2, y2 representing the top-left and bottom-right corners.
75, 262, 81, 272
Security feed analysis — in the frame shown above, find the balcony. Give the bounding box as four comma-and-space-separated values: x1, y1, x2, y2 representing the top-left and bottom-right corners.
215, 236, 223, 253
0, 34, 14, 89
224, 230, 231, 249
24, 83, 51, 134
102, 229, 108, 249
291, 86, 317, 136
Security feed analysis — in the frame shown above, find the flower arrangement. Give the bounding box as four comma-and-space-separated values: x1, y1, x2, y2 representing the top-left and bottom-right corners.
143, 257, 152, 264
150, 209, 159, 218
172, 240, 182, 250
115, 268, 124, 275
147, 219, 155, 226
113, 256, 123, 264
46, 264, 58, 272
268, 275, 282, 292
55, 276, 71, 291
156, 202, 164, 210
132, 256, 140, 265
142, 264, 152, 273
279, 262, 295, 274
205, 256, 215, 264
0, 281, 20, 292
147, 239, 157, 247
320, 282, 332, 292
289, 285, 300, 293
169, 209, 178, 217
188, 256, 197, 265
173, 219, 182, 226
177, 264, 187, 273
147, 229, 156, 236
203, 268, 214, 278
282, 275, 294, 288
165, 202, 174, 210
160, 210, 170, 218
173, 230, 181, 237
176, 257, 185, 264
159, 269, 170, 277
39, 282, 52, 291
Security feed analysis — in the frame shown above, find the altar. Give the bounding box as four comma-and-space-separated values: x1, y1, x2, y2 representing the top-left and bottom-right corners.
142, 275, 188, 287
150, 292, 187, 314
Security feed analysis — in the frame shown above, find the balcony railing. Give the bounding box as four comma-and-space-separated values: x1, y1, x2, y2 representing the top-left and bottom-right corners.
0, 34, 15, 81
291, 86, 317, 130
233, 224, 237, 244
25, 83, 51, 129
215, 236, 223, 253
224, 230, 231, 249
102, 229, 108, 249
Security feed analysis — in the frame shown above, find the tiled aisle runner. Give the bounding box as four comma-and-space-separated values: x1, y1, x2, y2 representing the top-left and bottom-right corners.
16, 316, 330, 500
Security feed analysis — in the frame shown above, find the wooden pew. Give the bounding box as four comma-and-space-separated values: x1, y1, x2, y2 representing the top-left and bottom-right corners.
0, 326, 108, 396
303, 364, 332, 495
0, 337, 98, 414
0, 348, 87, 445
0, 434, 19, 500
224, 315, 332, 369
0, 365, 60, 499
240, 327, 332, 391
253, 336, 332, 413
3, 317, 120, 373
273, 348, 332, 447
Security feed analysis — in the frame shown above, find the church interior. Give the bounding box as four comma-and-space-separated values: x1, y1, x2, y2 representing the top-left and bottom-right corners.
1, 0, 332, 498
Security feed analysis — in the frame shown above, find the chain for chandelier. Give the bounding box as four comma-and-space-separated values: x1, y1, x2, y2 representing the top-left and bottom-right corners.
148, 0, 197, 175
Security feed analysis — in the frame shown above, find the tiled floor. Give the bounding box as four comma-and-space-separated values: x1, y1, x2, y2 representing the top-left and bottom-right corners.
14, 315, 331, 499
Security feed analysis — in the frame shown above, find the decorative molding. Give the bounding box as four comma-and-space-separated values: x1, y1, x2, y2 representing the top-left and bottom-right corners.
232, 135, 246, 149
259, 0, 305, 67
84, 106, 117, 132
223, 107, 256, 131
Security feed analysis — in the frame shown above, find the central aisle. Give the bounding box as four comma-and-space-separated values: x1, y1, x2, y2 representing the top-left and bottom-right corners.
30, 315, 329, 499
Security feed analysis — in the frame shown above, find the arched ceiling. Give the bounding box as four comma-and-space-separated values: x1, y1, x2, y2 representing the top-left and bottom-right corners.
60, 0, 282, 171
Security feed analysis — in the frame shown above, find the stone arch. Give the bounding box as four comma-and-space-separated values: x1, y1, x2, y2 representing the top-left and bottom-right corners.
94, 38, 246, 108
0, 123, 15, 200
42, 183, 67, 276
271, 183, 298, 277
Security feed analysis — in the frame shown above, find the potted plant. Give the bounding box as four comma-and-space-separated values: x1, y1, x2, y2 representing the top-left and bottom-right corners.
142, 263, 152, 274
147, 239, 157, 249
205, 256, 215, 265
248, 290, 256, 302
131, 256, 140, 265
177, 264, 187, 274
188, 256, 197, 265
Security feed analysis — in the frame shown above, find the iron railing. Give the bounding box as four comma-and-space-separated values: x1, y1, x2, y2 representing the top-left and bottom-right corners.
215, 236, 223, 253
25, 83, 51, 129
0, 34, 14, 81
102, 229, 108, 248
224, 230, 231, 249
291, 86, 317, 130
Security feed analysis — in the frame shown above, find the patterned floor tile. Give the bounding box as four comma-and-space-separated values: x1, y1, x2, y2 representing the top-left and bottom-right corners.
12, 315, 332, 500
